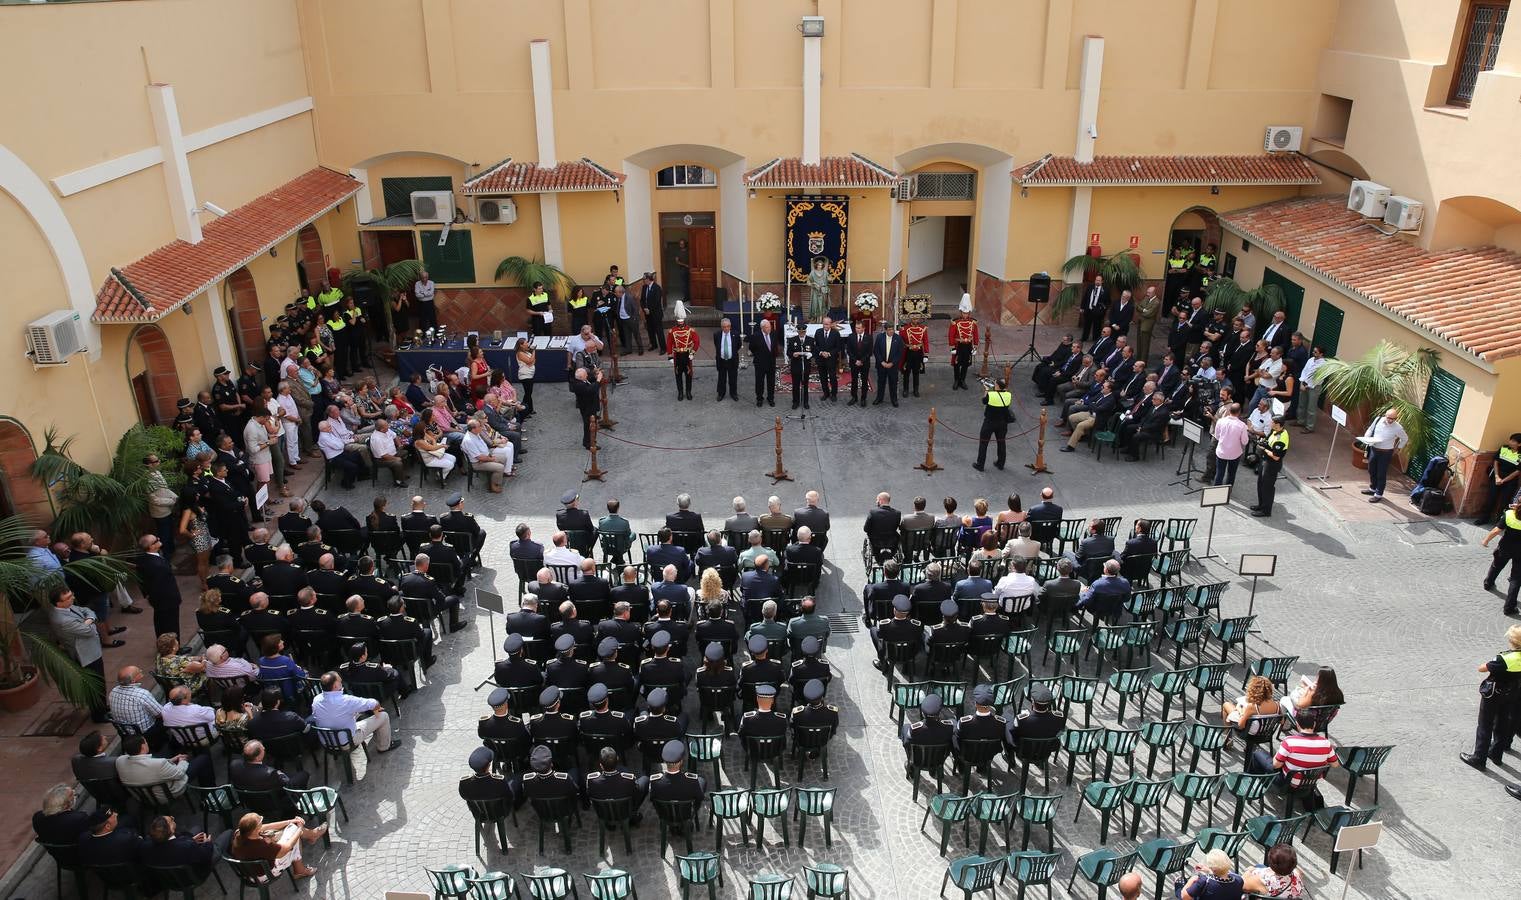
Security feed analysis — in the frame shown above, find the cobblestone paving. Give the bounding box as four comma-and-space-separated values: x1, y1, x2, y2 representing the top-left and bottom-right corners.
13, 366, 1515, 899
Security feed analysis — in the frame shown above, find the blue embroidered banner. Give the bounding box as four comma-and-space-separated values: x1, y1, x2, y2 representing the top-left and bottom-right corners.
785, 196, 848, 284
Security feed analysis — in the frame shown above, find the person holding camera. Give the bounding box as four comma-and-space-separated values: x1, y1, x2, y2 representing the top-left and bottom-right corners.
1461, 624, 1521, 779
973, 378, 1014, 471
1251, 417, 1290, 517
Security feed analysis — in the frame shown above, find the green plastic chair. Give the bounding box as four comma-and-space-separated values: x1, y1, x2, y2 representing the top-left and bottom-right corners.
468, 871, 518, 900
709, 788, 752, 851
921, 793, 975, 857
1060, 726, 1104, 785
1000, 850, 1060, 900
1183, 720, 1232, 772
1139, 718, 1184, 776
1314, 805, 1380, 874
1137, 837, 1197, 900
675, 852, 723, 900
1249, 655, 1300, 695
1280, 765, 1334, 817
1002, 629, 1036, 677
795, 785, 837, 849
1067, 847, 1139, 899
1152, 549, 1190, 587
522, 869, 577, 900
751, 787, 791, 848
1147, 667, 1193, 720
1015, 793, 1061, 852
1098, 726, 1141, 781
1059, 674, 1100, 727
187, 784, 239, 834
890, 681, 932, 723
1188, 580, 1227, 617
931, 679, 968, 715
1125, 587, 1162, 621
583, 869, 636, 900
1221, 771, 1277, 829
1123, 777, 1173, 839
1087, 623, 1129, 678
971, 790, 1018, 855
1043, 629, 1086, 673
1075, 780, 1127, 844
1210, 615, 1255, 666
285, 785, 347, 847
802, 863, 850, 899
748, 873, 794, 900
426, 865, 478, 900
941, 855, 1004, 900
987, 678, 1022, 711
1104, 668, 1150, 723
1340, 745, 1395, 804
1189, 663, 1235, 719
686, 732, 725, 789
1122, 622, 1155, 668
1171, 771, 1224, 832
1195, 827, 1248, 867
1245, 812, 1311, 852
1162, 616, 1208, 668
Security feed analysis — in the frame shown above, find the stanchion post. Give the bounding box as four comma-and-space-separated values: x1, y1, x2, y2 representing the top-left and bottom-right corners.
1026, 407, 1051, 474
1002, 363, 1013, 386
608, 322, 626, 384
916, 407, 943, 473
766, 416, 793, 484
598, 380, 617, 430
979, 329, 992, 379
583, 418, 607, 482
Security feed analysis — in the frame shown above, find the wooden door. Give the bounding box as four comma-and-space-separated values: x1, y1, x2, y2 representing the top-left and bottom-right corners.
687, 226, 717, 304
943, 216, 971, 270
131, 373, 157, 426
377, 231, 419, 267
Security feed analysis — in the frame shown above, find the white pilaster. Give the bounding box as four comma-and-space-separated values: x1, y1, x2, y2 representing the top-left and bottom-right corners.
530, 40, 558, 166
349, 167, 374, 224
802, 29, 822, 164
975, 156, 1013, 278
146, 84, 202, 244
191, 287, 236, 372
540, 194, 564, 268
1073, 36, 1104, 164
622, 161, 653, 275
1066, 186, 1094, 260
719, 159, 749, 280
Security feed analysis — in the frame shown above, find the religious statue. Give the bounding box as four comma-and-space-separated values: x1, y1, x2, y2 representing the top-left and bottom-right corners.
807, 256, 832, 322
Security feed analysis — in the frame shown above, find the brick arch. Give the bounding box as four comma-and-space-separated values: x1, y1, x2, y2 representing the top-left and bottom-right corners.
298, 224, 326, 290
130, 324, 181, 426
228, 266, 263, 370
0, 418, 51, 523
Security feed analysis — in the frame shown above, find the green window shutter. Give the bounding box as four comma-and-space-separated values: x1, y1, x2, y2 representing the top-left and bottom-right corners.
419, 229, 475, 284
381, 176, 454, 218
1262, 267, 1304, 332
1310, 300, 1344, 357
1407, 367, 1464, 477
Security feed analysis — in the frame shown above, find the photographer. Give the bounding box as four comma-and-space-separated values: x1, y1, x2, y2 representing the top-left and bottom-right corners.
974, 378, 1014, 472
1251, 417, 1290, 517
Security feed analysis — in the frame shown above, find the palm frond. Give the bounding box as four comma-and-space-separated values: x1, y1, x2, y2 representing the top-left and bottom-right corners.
19, 631, 102, 707
1049, 283, 1083, 320
494, 256, 573, 298
379, 259, 424, 295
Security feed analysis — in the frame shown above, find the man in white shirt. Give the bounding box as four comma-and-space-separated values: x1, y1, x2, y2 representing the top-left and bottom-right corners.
413, 270, 437, 329
309, 671, 397, 754
1361, 407, 1408, 502
1247, 398, 1274, 438
543, 531, 587, 567
160, 685, 218, 742
316, 421, 367, 490
993, 557, 1040, 614
367, 418, 408, 487
460, 420, 512, 493
1250, 347, 1285, 409
1296, 345, 1327, 433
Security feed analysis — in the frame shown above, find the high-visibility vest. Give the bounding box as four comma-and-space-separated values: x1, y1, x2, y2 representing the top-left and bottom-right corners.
326, 315, 346, 332
1268, 430, 1289, 453
1498, 446, 1519, 466
986, 391, 1011, 408
527, 291, 549, 309
1505, 509, 1521, 531
1198, 253, 1216, 269
318, 287, 343, 307
304, 296, 318, 310
568, 295, 588, 310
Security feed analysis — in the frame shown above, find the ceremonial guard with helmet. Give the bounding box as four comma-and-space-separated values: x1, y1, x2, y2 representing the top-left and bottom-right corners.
948, 311, 979, 390
666, 315, 700, 401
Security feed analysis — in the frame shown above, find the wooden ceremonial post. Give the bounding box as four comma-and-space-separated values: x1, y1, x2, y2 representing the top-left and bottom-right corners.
598, 379, 616, 430
979, 328, 992, 379
608, 319, 626, 384
1026, 406, 1051, 474
766, 416, 793, 484
583, 417, 607, 481
916, 407, 943, 474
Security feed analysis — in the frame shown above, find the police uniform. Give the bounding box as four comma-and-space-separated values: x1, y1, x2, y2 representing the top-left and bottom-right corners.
239, 607, 283, 640
526, 290, 552, 337
948, 315, 979, 389
1485, 507, 1521, 614
975, 384, 1013, 470
460, 747, 517, 808
1465, 645, 1521, 768
210, 376, 244, 444
568, 291, 591, 334
648, 743, 706, 802
871, 611, 926, 661
324, 311, 350, 377
788, 656, 830, 697
786, 330, 813, 410
738, 704, 789, 741
589, 647, 638, 710
954, 688, 1007, 750
1004, 700, 1068, 751
969, 609, 1012, 643
346, 573, 399, 619
286, 603, 333, 639
667, 321, 700, 401
901, 695, 954, 763
1252, 427, 1291, 517
296, 539, 336, 570
901, 320, 929, 397
334, 610, 379, 652
927, 599, 971, 650
207, 572, 256, 617
639, 631, 688, 703
494, 651, 545, 694
738, 658, 786, 710
439, 507, 486, 565
377, 611, 433, 673
400, 511, 439, 546
579, 706, 634, 754
340, 658, 399, 693
479, 710, 531, 748
546, 651, 592, 693
586, 762, 647, 818
529, 689, 580, 768
791, 679, 839, 739
521, 764, 580, 804
1478, 440, 1521, 525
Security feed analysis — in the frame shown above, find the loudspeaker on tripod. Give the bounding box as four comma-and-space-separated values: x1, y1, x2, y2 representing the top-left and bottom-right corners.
1028, 272, 1051, 304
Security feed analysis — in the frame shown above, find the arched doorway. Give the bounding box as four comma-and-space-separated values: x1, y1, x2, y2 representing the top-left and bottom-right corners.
1166, 206, 1222, 304
625, 144, 746, 306
227, 267, 262, 371
297, 224, 325, 292
127, 324, 181, 426
895, 143, 1014, 320
0, 418, 50, 522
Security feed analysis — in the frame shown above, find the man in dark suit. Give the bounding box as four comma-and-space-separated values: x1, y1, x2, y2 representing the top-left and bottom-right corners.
712, 317, 741, 401
783, 527, 824, 568
863, 492, 902, 561
1077, 560, 1131, 623
1064, 519, 1115, 579
640, 273, 666, 353
422, 525, 466, 592
204, 462, 249, 565
739, 557, 781, 605
847, 324, 873, 406
72, 731, 121, 785
401, 555, 465, 633
230, 739, 310, 801
694, 531, 738, 576
314, 499, 366, 548
792, 491, 831, 549
246, 689, 308, 745
812, 317, 844, 401
569, 368, 603, 450
1079, 276, 1110, 342
861, 560, 909, 624
872, 324, 905, 407
1107, 289, 1135, 335
1032, 334, 1077, 396
1026, 488, 1063, 523
75, 808, 141, 867
135, 534, 183, 640
644, 528, 692, 584
567, 558, 613, 613
1121, 392, 1173, 460
748, 319, 779, 407
138, 814, 216, 874
1154, 353, 1183, 398
505, 593, 550, 641
665, 494, 704, 540
908, 562, 954, 624
1260, 309, 1291, 351
1115, 520, 1159, 568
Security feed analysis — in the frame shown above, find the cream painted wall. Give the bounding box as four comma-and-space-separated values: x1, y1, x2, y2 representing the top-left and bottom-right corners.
451, 0, 568, 92
558, 190, 627, 286
1008, 188, 1072, 279
907, 216, 947, 282
589, 0, 711, 89
186, 116, 320, 216
953, 0, 1046, 89
1084, 185, 1304, 279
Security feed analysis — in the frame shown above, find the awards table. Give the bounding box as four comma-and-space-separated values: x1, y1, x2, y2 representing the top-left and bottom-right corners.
393, 337, 569, 383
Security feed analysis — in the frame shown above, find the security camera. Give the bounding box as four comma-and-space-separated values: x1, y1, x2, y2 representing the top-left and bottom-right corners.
1087, 124, 1099, 140
201, 201, 229, 217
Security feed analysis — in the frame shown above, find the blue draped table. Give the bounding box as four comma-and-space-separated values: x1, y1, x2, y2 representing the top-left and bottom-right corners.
393, 339, 569, 383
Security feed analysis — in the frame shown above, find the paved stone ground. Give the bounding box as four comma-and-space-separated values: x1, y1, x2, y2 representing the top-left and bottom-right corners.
11, 358, 1516, 899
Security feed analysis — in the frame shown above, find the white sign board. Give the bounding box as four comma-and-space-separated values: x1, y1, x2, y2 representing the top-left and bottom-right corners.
1182, 420, 1203, 444
1334, 820, 1383, 853
1331, 404, 1348, 427
476, 589, 505, 615
254, 485, 268, 510
1200, 484, 1233, 508
1239, 553, 1278, 577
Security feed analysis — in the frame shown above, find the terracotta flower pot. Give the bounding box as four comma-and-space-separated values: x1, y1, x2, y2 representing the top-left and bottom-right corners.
0, 666, 42, 713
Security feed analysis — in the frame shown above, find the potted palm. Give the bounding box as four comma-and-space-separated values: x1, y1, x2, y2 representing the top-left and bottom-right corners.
1048, 250, 1142, 321
495, 256, 574, 331
1202, 277, 1286, 321
31, 426, 161, 540
342, 259, 424, 344
1316, 339, 1438, 469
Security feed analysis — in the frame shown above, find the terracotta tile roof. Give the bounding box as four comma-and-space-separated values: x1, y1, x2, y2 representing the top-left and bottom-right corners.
1013, 154, 1319, 187
462, 157, 625, 194
1221, 195, 1521, 362
92, 167, 361, 324
744, 153, 898, 189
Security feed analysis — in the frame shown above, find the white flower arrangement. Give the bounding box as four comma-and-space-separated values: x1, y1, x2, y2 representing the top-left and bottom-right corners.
755, 292, 783, 312
853, 291, 880, 314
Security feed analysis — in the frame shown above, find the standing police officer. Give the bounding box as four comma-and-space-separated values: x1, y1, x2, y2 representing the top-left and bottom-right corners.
1462, 624, 1521, 774
1482, 498, 1521, 616
787, 326, 813, 411
974, 378, 1013, 472
1251, 417, 1290, 518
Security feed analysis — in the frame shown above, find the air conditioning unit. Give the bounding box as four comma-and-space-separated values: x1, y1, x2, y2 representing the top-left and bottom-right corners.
891, 175, 917, 201
410, 190, 453, 224
1263, 126, 1303, 152
477, 196, 518, 225
26, 309, 84, 365
1347, 180, 1391, 218
1383, 195, 1425, 231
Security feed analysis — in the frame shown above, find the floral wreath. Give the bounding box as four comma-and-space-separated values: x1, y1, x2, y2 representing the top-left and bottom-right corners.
853, 291, 880, 314
755, 292, 783, 312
